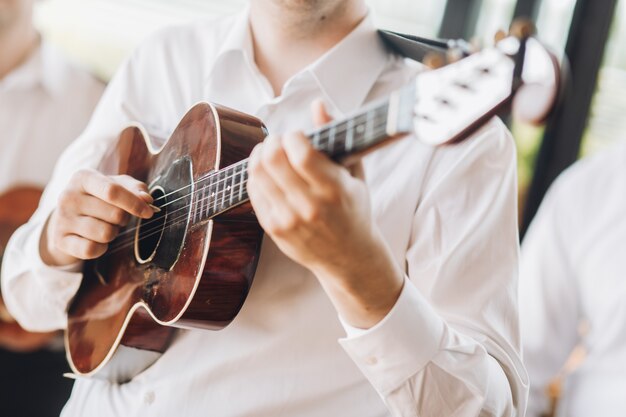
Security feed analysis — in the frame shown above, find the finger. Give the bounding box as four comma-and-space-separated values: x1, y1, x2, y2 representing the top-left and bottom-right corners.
114, 175, 153, 203
261, 135, 310, 195
261, 135, 322, 220
70, 216, 120, 244
348, 160, 366, 181
74, 195, 131, 226
247, 144, 298, 233
57, 234, 108, 260
311, 99, 333, 128
282, 131, 345, 192
79, 171, 154, 219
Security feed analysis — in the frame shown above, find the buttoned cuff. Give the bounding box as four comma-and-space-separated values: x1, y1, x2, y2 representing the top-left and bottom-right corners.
338, 276, 445, 395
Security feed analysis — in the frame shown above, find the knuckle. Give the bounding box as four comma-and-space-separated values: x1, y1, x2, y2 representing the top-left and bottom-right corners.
263, 143, 283, 167
102, 182, 120, 201
101, 226, 118, 243
83, 241, 105, 259
110, 209, 127, 225
71, 169, 89, 184
296, 147, 317, 170
325, 187, 342, 205
302, 204, 322, 223
57, 190, 76, 210
280, 213, 299, 231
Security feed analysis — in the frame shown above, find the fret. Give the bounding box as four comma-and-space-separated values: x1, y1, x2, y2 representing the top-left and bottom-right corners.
228, 167, 235, 206
328, 125, 336, 154
197, 182, 207, 223
212, 173, 219, 214
239, 162, 246, 201
365, 109, 374, 145
313, 131, 321, 149
346, 118, 355, 152
219, 170, 226, 211
354, 119, 365, 150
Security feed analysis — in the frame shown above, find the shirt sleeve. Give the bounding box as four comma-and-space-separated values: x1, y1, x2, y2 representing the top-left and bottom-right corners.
0, 48, 148, 332
339, 119, 528, 416
519, 177, 581, 417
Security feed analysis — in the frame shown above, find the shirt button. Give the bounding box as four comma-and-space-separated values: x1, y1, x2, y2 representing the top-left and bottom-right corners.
144, 391, 155, 405
365, 356, 378, 366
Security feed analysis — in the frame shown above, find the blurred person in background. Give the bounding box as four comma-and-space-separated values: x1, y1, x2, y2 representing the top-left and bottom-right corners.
520, 140, 626, 417
0, 0, 104, 415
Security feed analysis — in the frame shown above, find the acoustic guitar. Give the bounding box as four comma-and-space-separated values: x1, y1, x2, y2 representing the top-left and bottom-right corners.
66, 32, 562, 376
0, 186, 59, 352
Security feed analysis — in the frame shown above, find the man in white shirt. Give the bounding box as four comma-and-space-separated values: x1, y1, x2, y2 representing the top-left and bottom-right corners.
521, 140, 626, 417
0, 0, 104, 415
2, 0, 528, 415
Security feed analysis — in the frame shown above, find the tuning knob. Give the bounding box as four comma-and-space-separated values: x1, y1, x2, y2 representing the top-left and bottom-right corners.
494, 29, 508, 44
423, 52, 446, 69
510, 18, 536, 40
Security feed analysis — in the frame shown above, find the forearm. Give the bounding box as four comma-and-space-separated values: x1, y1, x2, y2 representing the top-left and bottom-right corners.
313, 227, 404, 329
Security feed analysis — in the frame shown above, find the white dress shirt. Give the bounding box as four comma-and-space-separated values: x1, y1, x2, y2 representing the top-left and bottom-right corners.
521, 140, 626, 417
2, 10, 527, 417
0, 41, 104, 194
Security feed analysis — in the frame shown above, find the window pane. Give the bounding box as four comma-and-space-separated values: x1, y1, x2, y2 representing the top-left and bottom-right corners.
535, 0, 577, 53
581, 0, 626, 155
473, 0, 516, 45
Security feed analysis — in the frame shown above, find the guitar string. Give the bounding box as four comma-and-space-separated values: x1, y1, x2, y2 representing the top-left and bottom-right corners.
147, 109, 389, 211
146, 106, 390, 207
106, 121, 391, 254
110, 112, 391, 242
110, 111, 391, 243
97, 61, 507, 257
104, 61, 509, 255
105, 122, 392, 255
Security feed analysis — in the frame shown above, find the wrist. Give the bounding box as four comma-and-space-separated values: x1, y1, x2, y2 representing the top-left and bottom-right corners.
312, 236, 404, 329
39, 213, 78, 267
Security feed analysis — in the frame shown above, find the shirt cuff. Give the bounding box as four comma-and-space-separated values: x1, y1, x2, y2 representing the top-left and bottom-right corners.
338, 276, 445, 395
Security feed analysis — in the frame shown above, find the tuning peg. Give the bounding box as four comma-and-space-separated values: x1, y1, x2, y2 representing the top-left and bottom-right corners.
423, 52, 446, 69
510, 18, 536, 40
494, 29, 508, 44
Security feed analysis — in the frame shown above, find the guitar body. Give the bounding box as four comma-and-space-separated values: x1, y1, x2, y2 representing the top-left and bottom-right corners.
0, 186, 62, 352
66, 103, 266, 375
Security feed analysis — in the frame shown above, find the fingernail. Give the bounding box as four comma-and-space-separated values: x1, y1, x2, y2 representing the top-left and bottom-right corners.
139, 191, 153, 203
149, 204, 161, 213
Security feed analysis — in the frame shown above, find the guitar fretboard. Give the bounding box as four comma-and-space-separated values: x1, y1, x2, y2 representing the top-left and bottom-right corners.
190, 84, 415, 224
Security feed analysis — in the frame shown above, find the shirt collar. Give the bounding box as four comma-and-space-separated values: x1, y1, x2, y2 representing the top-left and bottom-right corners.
304, 13, 391, 115
207, 10, 391, 116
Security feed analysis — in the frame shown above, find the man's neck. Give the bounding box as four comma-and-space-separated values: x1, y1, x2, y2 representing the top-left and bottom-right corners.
0, 20, 39, 81
249, 0, 368, 97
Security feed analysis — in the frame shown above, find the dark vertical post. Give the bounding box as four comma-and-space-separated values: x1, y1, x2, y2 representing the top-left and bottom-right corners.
521, 0, 619, 238
513, 0, 541, 20
439, 0, 483, 40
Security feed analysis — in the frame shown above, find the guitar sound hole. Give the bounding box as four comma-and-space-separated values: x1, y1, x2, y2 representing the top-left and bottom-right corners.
135, 187, 167, 264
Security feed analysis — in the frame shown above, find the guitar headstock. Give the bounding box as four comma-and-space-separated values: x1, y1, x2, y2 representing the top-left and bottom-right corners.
389, 25, 562, 147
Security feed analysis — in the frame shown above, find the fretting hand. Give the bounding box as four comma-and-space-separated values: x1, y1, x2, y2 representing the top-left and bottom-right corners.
247, 101, 404, 329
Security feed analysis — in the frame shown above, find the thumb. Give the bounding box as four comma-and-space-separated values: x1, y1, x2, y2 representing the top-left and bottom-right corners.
311, 99, 333, 128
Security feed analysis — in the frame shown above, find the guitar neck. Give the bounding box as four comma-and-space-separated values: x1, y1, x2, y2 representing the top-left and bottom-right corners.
190, 86, 416, 224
